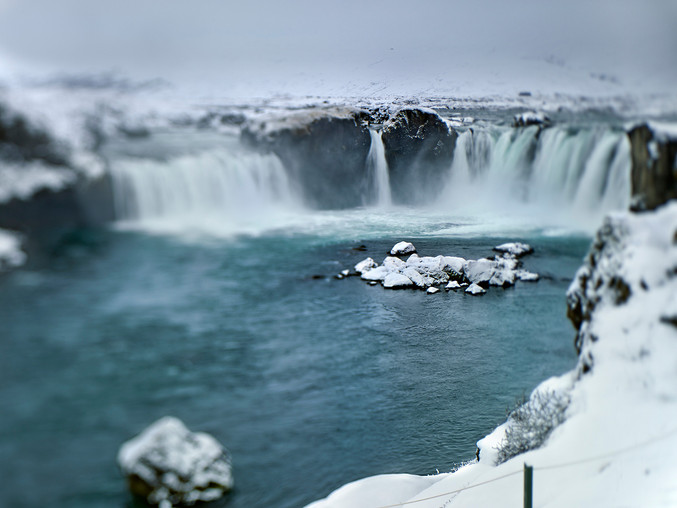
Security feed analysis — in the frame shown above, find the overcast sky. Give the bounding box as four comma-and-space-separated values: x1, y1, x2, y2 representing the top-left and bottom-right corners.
0, 0, 675, 97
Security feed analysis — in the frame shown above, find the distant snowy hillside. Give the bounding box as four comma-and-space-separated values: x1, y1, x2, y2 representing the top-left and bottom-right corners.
308, 202, 677, 508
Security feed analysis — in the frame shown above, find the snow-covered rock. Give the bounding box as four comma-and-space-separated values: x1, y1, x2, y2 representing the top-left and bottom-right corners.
516, 270, 540, 282
390, 241, 416, 256
493, 242, 534, 258
464, 259, 495, 285
445, 280, 462, 290
382, 255, 406, 270
346, 243, 536, 293
361, 266, 390, 282
309, 204, 677, 508
118, 417, 233, 507
441, 256, 465, 277
354, 257, 377, 274
465, 283, 486, 295
383, 272, 415, 289
0, 229, 26, 270
401, 267, 428, 288
426, 287, 440, 294
513, 111, 550, 127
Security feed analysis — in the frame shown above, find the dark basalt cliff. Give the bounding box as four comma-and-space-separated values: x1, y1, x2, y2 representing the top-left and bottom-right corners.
381, 108, 457, 204
627, 124, 677, 212
241, 106, 459, 208
241, 108, 373, 209
0, 101, 115, 249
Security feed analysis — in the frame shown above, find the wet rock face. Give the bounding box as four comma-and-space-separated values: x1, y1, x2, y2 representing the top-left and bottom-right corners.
628, 124, 677, 212
242, 109, 372, 209
381, 108, 457, 204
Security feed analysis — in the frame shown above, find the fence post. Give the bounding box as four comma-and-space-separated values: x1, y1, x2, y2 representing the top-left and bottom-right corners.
524, 463, 533, 508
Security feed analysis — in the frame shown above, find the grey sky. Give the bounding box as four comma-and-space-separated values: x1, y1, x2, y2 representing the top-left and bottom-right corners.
0, 0, 675, 96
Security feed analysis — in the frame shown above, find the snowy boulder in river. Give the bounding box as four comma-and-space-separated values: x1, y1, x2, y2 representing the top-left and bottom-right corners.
465, 282, 486, 295
118, 417, 233, 507
464, 258, 495, 286
493, 242, 534, 258
361, 265, 390, 282
383, 272, 415, 289
354, 257, 378, 274
390, 241, 416, 256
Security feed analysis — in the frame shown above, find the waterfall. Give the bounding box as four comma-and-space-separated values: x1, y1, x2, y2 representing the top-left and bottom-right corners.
366, 129, 392, 207
440, 124, 631, 224
109, 144, 299, 235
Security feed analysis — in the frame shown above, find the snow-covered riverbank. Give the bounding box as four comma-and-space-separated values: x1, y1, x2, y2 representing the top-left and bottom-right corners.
309, 202, 677, 508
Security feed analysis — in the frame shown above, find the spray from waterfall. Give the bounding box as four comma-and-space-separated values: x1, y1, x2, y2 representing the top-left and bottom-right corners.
438, 125, 631, 227
109, 145, 299, 235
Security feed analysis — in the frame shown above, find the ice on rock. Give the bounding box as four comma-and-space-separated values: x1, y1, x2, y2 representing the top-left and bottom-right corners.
426, 287, 440, 294
489, 256, 517, 287
441, 256, 466, 278
361, 266, 390, 282
348, 241, 537, 293
517, 270, 540, 282
117, 416, 233, 507
382, 256, 406, 271
390, 241, 416, 256
409, 255, 449, 283
465, 282, 486, 295
383, 272, 415, 289
402, 267, 428, 288
340, 269, 349, 276
354, 257, 378, 274
445, 280, 462, 290
493, 242, 534, 258
464, 258, 495, 285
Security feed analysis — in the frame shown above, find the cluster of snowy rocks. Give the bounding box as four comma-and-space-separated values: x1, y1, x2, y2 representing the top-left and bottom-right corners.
309, 203, 677, 508
343, 241, 538, 295
118, 417, 233, 508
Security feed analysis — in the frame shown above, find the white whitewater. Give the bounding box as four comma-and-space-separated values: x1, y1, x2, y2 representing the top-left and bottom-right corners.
366, 129, 392, 207
109, 146, 299, 235
439, 125, 631, 228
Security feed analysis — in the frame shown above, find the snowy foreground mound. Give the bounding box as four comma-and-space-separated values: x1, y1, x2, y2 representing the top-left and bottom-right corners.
309, 205, 677, 508
118, 417, 233, 507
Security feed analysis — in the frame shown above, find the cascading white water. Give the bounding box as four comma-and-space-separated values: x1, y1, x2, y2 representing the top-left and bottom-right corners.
366, 129, 392, 207
109, 144, 299, 235
439, 124, 631, 227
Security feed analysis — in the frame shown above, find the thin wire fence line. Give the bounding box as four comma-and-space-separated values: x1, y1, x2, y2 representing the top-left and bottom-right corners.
372, 469, 522, 508
370, 425, 677, 508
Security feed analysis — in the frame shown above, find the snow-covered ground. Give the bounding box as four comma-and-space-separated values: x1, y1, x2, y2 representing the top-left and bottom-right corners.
308, 203, 677, 508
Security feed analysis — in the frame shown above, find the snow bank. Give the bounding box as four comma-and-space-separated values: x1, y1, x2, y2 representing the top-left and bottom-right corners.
0, 229, 26, 270
312, 204, 677, 507
118, 417, 233, 507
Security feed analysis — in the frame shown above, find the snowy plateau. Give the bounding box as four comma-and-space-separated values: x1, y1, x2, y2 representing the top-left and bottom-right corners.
309, 203, 677, 508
